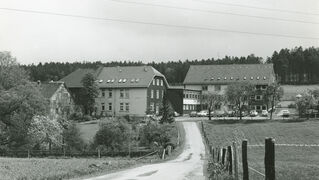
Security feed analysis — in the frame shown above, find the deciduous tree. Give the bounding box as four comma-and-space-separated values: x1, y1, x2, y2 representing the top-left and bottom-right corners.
201, 92, 225, 120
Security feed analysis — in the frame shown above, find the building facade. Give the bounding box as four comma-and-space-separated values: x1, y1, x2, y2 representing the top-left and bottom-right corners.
61, 66, 168, 117
183, 64, 276, 113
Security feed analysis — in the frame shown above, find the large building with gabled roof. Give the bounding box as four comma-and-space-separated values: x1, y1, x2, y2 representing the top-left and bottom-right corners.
182, 64, 276, 114
61, 66, 168, 116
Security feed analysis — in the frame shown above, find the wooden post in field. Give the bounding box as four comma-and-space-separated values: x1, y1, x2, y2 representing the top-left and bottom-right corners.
212, 147, 215, 162
222, 148, 226, 165
265, 138, 275, 180
217, 148, 220, 162
227, 145, 233, 175
242, 139, 249, 180
233, 142, 239, 180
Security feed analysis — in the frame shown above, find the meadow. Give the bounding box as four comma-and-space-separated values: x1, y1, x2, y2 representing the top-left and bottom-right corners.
0, 157, 153, 180
203, 120, 319, 180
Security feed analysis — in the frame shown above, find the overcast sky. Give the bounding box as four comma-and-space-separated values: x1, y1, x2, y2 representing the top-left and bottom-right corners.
0, 0, 318, 65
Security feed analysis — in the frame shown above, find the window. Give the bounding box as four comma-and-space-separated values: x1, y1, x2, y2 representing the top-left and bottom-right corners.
262, 106, 267, 110
202, 85, 208, 91
156, 90, 159, 99
256, 105, 261, 110
150, 102, 155, 111
255, 95, 262, 100
108, 103, 112, 111
151, 90, 154, 98
153, 79, 155, 85
215, 85, 221, 91
183, 104, 186, 110
101, 103, 105, 111
250, 95, 255, 100
108, 89, 112, 98
125, 89, 129, 98
125, 103, 129, 112
120, 103, 124, 111
160, 79, 163, 86
261, 85, 267, 90
102, 90, 105, 97
157, 79, 160, 86
120, 89, 124, 98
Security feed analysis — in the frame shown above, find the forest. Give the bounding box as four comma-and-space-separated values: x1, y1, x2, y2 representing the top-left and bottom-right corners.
23, 46, 319, 85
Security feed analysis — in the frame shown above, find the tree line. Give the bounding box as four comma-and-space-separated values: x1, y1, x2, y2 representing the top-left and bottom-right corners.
19, 46, 319, 85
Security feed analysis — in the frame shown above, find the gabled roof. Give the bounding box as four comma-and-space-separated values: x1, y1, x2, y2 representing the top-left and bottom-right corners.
60, 66, 167, 88
183, 64, 275, 85
60, 69, 96, 88
40, 82, 63, 99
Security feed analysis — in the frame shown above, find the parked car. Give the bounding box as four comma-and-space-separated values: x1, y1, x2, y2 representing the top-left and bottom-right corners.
250, 110, 258, 117
197, 110, 209, 117
174, 111, 180, 117
282, 110, 290, 117
261, 110, 268, 117
189, 111, 197, 117
214, 110, 226, 117
236, 111, 248, 117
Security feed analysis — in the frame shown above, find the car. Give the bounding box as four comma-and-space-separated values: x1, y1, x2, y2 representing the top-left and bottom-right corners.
282, 110, 290, 117
261, 110, 268, 117
174, 111, 180, 117
236, 111, 248, 117
214, 110, 226, 117
250, 110, 258, 117
197, 110, 208, 117
189, 111, 198, 117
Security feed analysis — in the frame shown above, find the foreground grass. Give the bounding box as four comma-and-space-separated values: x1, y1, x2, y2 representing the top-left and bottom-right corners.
203, 120, 319, 180
0, 157, 154, 180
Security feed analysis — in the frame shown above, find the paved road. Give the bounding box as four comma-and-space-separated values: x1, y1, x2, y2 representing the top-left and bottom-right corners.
85, 122, 205, 180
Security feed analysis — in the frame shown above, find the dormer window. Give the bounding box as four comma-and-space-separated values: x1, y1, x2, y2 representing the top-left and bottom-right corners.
257, 76, 260, 80
217, 77, 221, 80
224, 77, 227, 80
107, 80, 111, 83
119, 79, 122, 83
251, 77, 253, 80
263, 76, 266, 80
244, 77, 246, 80
99, 80, 103, 83
230, 77, 233, 80
111, 79, 115, 83
135, 78, 140, 82
123, 79, 127, 83
211, 77, 214, 80
131, 79, 135, 83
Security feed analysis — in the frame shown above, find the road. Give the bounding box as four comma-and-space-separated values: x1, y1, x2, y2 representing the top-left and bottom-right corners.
85, 122, 206, 180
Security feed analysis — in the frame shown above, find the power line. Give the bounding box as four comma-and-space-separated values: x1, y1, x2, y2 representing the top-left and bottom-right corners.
0, 7, 318, 40
192, 0, 319, 16
110, 0, 319, 24
109, 0, 319, 25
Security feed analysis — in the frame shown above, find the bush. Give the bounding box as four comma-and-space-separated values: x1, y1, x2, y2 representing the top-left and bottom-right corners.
82, 115, 92, 122
63, 122, 85, 152
288, 103, 296, 108
93, 119, 130, 151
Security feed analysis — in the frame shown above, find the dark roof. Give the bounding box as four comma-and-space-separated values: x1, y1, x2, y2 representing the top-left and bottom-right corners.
183, 64, 275, 85
60, 66, 167, 88
60, 69, 96, 88
40, 82, 63, 99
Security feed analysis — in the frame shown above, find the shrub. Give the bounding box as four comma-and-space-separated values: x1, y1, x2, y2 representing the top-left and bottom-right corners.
82, 115, 92, 122
63, 122, 85, 152
288, 103, 296, 108
93, 119, 130, 151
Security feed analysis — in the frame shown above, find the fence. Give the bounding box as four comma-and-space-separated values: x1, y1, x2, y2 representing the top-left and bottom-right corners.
201, 121, 275, 180
0, 149, 153, 158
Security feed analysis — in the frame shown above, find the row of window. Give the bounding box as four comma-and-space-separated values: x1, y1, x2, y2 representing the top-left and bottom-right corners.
184, 93, 200, 99
255, 105, 267, 110
150, 89, 164, 99
101, 89, 129, 99
183, 104, 197, 111
149, 102, 160, 113
152, 79, 164, 86
98, 78, 140, 84
101, 102, 130, 112
207, 76, 267, 81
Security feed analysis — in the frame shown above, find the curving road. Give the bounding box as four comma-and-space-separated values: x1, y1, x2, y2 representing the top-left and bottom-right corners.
85, 122, 206, 180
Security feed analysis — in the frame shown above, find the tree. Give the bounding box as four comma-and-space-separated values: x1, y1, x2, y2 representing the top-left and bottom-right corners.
28, 115, 63, 150
0, 52, 48, 150
159, 91, 174, 124
263, 83, 284, 120
201, 92, 225, 120
81, 73, 99, 115
225, 82, 255, 120
62, 121, 85, 152
296, 93, 316, 119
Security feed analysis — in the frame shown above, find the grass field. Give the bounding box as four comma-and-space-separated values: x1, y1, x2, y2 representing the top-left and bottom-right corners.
203, 120, 319, 180
0, 157, 153, 180
281, 85, 319, 101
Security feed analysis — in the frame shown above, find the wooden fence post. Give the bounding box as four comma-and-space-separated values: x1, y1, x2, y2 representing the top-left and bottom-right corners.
265, 138, 275, 180
212, 147, 215, 161
242, 139, 249, 180
227, 146, 233, 175
222, 148, 226, 165
217, 148, 220, 162
233, 142, 239, 180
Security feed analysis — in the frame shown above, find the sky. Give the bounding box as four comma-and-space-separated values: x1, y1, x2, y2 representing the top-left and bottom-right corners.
0, 0, 318, 65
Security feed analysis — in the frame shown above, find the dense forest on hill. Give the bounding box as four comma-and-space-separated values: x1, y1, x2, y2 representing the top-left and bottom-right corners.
23, 46, 319, 84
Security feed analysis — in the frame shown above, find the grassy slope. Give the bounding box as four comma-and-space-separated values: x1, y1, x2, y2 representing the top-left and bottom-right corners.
0, 157, 151, 180
203, 120, 319, 180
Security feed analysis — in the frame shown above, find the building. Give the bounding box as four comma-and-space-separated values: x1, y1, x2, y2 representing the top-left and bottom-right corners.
61, 66, 168, 117
39, 81, 75, 119
183, 64, 276, 113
